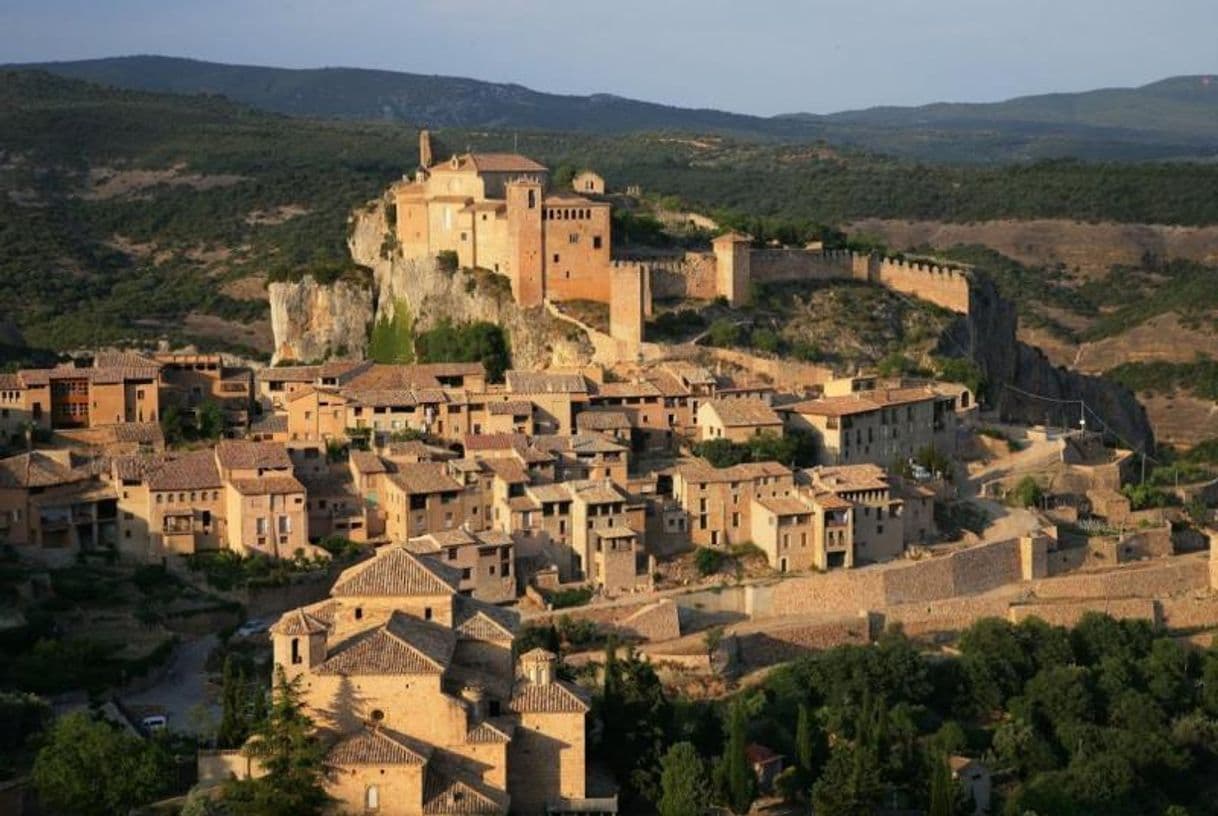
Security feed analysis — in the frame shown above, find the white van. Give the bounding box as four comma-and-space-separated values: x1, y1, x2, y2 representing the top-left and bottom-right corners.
141, 715, 168, 733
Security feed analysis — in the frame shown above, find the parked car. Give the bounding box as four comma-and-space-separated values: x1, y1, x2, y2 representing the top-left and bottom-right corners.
234, 618, 270, 639
141, 715, 168, 733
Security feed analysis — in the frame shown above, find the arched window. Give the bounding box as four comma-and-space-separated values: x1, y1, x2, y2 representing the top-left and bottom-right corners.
290, 638, 301, 665
366, 785, 380, 810
354, 607, 363, 621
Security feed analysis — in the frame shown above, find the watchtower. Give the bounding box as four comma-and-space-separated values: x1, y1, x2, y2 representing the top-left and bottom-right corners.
270, 610, 328, 684
506, 178, 545, 307
712, 231, 752, 307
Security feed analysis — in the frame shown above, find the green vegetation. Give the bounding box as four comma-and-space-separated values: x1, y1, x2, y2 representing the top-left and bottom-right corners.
1009, 476, 1044, 508
694, 547, 727, 577
691, 430, 819, 469
645, 309, 708, 343
658, 741, 710, 816
367, 300, 415, 364
547, 586, 594, 609
184, 550, 334, 591
415, 319, 511, 383
220, 667, 330, 816
1106, 355, 1218, 401
32, 711, 178, 816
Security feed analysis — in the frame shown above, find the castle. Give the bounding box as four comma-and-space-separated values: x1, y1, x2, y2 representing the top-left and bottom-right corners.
391, 132, 972, 361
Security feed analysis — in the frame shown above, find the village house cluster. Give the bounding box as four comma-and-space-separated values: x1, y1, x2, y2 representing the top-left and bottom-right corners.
0, 349, 966, 597
0, 147, 983, 816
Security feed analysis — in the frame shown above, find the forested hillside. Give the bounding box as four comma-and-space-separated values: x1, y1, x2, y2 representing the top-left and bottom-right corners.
13, 55, 1218, 162
6, 69, 1218, 361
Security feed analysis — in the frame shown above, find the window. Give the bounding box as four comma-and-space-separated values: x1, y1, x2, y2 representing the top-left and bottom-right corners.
568, 233, 579, 244
366, 785, 380, 811
355, 607, 363, 620
593, 235, 603, 249
552, 253, 560, 263
290, 638, 301, 665
424, 607, 433, 621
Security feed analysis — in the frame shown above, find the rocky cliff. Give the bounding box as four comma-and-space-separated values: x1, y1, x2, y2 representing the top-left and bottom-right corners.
346, 196, 594, 370
268, 275, 374, 364
940, 276, 1155, 452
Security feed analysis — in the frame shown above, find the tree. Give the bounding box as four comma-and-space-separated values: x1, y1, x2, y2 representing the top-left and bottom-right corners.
795, 702, 826, 785
217, 655, 249, 748
598, 643, 673, 803
810, 742, 883, 816
723, 699, 755, 814
223, 667, 329, 816
197, 400, 224, 440
1009, 476, 1043, 508
928, 753, 956, 816
657, 741, 709, 816
32, 711, 175, 816
707, 319, 743, 348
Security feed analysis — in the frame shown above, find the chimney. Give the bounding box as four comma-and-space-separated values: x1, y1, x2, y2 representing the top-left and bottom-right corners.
419, 129, 433, 168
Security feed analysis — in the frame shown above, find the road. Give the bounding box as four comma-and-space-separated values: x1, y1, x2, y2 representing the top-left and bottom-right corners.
123, 634, 219, 736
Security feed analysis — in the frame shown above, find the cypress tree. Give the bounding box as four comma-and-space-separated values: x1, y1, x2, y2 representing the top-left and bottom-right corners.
929, 753, 956, 816
724, 699, 755, 814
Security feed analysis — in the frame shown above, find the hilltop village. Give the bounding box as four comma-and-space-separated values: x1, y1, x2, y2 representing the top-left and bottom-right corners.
5, 138, 1218, 816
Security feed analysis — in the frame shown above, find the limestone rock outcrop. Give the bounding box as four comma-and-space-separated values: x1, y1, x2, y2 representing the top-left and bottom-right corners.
268, 276, 373, 364
347, 196, 594, 370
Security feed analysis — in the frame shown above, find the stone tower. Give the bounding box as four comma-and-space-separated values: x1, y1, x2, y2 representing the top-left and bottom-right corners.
506, 177, 545, 307
418, 128, 433, 168
609, 262, 646, 354
270, 610, 328, 684
712, 231, 752, 307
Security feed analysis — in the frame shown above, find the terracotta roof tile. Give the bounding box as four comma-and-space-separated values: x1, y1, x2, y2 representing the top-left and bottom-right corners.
270, 609, 329, 636
505, 371, 588, 394
147, 450, 223, 490
315, 612, 456, 676
328, 726, 431, 766
0, 452, 83, 489
510, 679, 591, 713
215, 440, 292, 471
702, 398, 781, 427
387, 462, 463, 495
422, 770, 505, 815
332, 547, 461, 597
230, 475, 306, 496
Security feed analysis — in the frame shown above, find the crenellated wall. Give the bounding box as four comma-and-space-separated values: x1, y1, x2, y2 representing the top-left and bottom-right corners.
748, 248, 853, 284
648, 253, 719, 301
873, 257, 971, 314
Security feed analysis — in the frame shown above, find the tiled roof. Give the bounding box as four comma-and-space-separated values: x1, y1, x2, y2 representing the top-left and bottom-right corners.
256, 365, 320, 383
230, 476, 306, 496
676, 460, 792, 484
437, 152, 548, 174
343, 388, 420, 408
250, 414, 288, 434
592, 381, 662, 399
576, 411, 631, 431
510, 679, 591, 713
505, 371, 588, 394
315, 612, 456, 676
422, 770, 505, 815
108, 422, 162, 444
526, 483, 571, 503
486, 400, 532, 416
467, 718, 514, 744
781, 387, 938, 417
333, 547, 461, 597
810, 464, 890, 492
270, 609, 329, 636
147, 450, 223, 490
328, 727, 430, 766
349, 450, 388, 475
534, 433, 626, 455
0, 372, 21, 389
387, 462, 463, 495
702, 398, 781, 427
93, 351, 162, 369
454, 594, 518, 642
462, 433, 525, 451
755, 496, 814, 516
568, 479, 625, 505
0, 452, 83, 489
215, 440, 292, 471
482, 458, 528, 484
811, 491, 852, 511
594, 525, 637, 540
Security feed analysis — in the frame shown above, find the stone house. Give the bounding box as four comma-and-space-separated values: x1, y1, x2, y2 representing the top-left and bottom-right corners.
672, 461, 795, 549
0, 451, 117, 561
697, 398, 783, 443
268, 547, 598, 815
408, 527, 515, 603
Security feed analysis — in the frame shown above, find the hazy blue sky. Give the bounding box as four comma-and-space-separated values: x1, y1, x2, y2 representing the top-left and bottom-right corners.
2, 0, 1216, 115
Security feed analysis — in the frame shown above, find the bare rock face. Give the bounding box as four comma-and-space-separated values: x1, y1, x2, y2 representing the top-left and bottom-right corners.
268, 276, 374, 364
347, 197, 593, 370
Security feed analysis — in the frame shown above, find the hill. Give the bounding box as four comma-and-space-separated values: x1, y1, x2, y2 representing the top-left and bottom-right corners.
7, 69, 1218, 376
10, 55, 1218, 163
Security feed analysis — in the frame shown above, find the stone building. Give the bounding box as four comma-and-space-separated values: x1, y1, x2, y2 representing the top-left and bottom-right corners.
393, 150, 612, 310
0, 451, 116, 561
696, 398, 783, 443
269, 547, 599, 815
778, 386, 958, 467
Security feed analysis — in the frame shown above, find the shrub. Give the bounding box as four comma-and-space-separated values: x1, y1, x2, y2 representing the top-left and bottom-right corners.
436, 250, 459, 273
549, 586, 593, 609
1010, 476, 1043, 508
695, 547, 725, 576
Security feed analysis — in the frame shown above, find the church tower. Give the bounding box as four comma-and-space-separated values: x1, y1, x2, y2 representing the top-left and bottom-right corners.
506, 178, 545, 307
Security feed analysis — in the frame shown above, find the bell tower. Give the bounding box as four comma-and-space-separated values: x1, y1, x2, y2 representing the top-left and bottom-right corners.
506, 178, 545, 307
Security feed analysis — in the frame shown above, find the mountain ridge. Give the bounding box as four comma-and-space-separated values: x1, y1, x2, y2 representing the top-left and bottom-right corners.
9, 54, 1218, 162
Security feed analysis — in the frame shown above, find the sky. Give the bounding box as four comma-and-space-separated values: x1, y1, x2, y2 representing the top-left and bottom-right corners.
2, 0, 1217, 116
